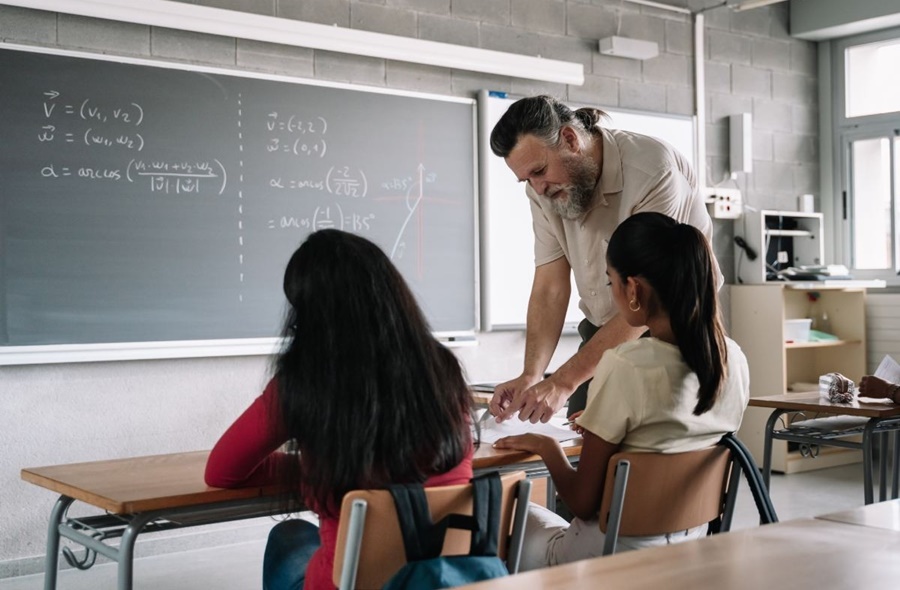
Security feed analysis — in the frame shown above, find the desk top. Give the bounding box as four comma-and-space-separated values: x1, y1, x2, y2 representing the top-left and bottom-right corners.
817, 498, 900, 532
22, 440, 582, 514
21, 451, 281, 514
458, 518, 900, 590
748, 391, 900, 418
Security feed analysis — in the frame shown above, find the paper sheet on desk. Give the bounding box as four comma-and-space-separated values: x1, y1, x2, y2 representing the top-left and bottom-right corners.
874, 354, 900, 384
475, 411, 579, 445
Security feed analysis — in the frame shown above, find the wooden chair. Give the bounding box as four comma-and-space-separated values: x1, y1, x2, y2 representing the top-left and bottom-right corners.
599, 444, 740, 555
332, 471, 531, 590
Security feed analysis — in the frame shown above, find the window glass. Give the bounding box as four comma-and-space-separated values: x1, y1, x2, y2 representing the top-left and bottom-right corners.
850, 137, 891, 269
845, 38, 900, 118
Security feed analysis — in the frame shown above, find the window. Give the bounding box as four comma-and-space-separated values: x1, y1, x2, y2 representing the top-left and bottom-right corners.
833, 27, 900, 283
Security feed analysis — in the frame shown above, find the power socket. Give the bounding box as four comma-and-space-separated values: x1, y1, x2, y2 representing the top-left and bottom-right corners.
702, 187, 743, 219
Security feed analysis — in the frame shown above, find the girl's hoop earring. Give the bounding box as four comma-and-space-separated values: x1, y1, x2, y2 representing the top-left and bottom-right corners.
628, 298, 641, 312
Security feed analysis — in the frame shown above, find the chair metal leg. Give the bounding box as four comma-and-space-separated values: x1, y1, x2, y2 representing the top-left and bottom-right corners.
720, 462, 741, 533
338, 499, 367, 590
506, 479, 532, 574
602, 460, 630, 556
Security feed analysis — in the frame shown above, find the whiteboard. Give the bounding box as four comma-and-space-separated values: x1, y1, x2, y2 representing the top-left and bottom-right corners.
478, 90, 696, 330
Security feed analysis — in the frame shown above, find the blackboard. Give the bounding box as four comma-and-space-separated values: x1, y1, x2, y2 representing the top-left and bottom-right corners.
478, 90, 695, 330
0, 46, 477, 361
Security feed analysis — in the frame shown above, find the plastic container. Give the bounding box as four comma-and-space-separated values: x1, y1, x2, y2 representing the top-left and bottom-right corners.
784, 319, 812, 343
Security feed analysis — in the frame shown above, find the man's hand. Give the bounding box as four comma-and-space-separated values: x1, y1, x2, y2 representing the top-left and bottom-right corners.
489, 374, 541, 421
497, 375, 573, 424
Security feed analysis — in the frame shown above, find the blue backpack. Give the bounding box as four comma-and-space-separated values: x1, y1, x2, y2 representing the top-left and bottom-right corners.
382, 471, 510, 590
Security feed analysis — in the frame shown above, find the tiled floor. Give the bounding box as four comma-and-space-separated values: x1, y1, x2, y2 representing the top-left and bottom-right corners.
0, 463, 875, 590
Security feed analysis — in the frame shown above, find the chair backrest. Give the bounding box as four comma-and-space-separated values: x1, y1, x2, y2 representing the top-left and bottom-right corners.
333, 471, 530, 590
599, 445, 735, 554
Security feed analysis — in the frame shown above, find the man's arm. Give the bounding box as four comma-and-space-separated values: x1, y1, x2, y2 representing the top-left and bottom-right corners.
499, 313, 646, 423
489, 256, 570, 417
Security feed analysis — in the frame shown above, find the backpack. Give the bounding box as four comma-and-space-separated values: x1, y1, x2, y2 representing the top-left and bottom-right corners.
381, 471, 510, 590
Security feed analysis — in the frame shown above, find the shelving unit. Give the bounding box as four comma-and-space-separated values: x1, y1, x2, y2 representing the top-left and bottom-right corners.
730, 283, 868, 474
735, 209, 824, 284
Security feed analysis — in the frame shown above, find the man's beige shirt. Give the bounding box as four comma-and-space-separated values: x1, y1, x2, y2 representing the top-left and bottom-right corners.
527, 127, 717, 327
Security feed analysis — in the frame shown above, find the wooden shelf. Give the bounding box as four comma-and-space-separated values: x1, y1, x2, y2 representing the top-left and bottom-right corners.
785, 339, 862, 349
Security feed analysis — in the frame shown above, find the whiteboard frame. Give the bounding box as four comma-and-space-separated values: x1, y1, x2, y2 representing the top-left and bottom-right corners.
478, 90, 697, 331
0, 43, 480, 364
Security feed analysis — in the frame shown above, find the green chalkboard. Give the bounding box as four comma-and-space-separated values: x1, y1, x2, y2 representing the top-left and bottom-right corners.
0, 46, 477, 353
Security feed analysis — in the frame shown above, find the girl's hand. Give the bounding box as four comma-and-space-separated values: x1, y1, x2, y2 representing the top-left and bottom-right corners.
566, 410, 586, 436
492, 433, 554, 455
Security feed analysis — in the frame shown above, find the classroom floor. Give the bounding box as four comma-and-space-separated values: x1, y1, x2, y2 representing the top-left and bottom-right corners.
0, 462, 876, 590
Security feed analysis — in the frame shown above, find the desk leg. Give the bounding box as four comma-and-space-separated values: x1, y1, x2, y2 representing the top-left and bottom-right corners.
863, 420, 878, 505
44, 496, 74, 590
762, 410, 784, 490
117, 513, 155, 590
893, 431, 900, 500
879, 431, 888, 502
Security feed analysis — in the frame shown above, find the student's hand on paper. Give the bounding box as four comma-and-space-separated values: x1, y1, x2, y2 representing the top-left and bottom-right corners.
492, 433, 554, 455
859, 375, 891, 399
566, 410, 585, 436
497, 377, 570, 424
490, 374, 540, 422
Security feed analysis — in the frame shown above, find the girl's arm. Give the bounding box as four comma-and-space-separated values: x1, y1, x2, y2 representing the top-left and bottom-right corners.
492, 430, 619, 520
205, 380, 293, 488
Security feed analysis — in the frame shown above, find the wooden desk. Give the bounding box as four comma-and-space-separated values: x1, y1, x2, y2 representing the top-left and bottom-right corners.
749, 392, 900, 503
458, 518, 900, 590
817, 498, 900, 532
23, 441, 581, 590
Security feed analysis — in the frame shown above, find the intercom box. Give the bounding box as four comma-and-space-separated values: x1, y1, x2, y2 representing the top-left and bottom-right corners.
735, 210, 824, 284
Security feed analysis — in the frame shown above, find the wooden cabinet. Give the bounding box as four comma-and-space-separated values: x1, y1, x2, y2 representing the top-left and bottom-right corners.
730, 283, 868, 473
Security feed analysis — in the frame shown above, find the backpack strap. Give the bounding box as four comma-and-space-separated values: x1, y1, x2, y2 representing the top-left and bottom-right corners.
467, 471, 501, 557
387, 471, 504, 563
389, 483, 444, 562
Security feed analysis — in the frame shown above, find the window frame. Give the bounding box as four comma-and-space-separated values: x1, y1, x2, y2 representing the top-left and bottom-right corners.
831, 26, 900, 285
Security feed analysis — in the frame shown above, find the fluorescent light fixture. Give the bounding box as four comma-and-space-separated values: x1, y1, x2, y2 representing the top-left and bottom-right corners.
0, 0, 584, 85
598, 36, 659, 60
729, 0, 789, 11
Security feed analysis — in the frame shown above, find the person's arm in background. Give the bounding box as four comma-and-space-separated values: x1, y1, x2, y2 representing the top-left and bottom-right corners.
205, 379, 293, 488
859, 375, 900, 403
490, 256, 570, 418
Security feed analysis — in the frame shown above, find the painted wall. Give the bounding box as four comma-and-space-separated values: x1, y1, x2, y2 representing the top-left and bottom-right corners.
0, 0, 818, 577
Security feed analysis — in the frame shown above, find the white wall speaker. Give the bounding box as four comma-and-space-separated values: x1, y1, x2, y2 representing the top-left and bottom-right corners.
729, 113, 752, 174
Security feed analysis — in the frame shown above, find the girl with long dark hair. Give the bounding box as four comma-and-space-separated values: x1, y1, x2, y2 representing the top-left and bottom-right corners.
205, 229, 473, 589
495, 212, 749, 569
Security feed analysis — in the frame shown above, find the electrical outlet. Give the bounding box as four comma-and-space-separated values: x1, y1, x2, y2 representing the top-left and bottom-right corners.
777, 251, 789, 264
702, 187, 743, 219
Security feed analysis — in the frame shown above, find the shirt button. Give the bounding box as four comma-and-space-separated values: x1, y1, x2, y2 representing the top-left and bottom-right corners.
584, 259, 589, 265
590, 290, 596, 296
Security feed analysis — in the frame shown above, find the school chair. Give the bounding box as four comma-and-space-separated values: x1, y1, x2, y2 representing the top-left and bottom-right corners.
332, 470, 531, 590
600, 433, 778, 555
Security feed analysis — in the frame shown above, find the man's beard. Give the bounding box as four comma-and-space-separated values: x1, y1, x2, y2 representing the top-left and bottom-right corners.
546, 152, 599, 220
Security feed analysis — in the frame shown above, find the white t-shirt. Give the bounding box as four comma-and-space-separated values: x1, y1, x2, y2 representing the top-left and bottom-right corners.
576, 337, 750, 453
528, 127, 716, 326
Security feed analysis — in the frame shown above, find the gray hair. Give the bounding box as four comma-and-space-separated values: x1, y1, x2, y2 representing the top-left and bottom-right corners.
489, 95, 606, 157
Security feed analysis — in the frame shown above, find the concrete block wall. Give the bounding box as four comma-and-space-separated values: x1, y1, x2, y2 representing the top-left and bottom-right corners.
0, 0, 817, 579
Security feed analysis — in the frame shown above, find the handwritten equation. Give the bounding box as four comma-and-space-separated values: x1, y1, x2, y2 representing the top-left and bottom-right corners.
265, 112, 327, 158
269, 166, 368, 197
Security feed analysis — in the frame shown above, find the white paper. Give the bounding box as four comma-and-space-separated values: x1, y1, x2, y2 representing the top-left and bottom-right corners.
873, 354, 900, 384
474, 410, 579, 445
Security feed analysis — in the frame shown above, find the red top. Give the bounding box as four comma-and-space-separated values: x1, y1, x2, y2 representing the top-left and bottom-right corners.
205, 378, 474, 590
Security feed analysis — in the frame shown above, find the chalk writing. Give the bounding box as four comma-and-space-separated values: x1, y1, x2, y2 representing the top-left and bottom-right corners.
267, 204, 375, 233
126, 159, 227, 195
41, 91, 144, 126
265, 113, 327, 135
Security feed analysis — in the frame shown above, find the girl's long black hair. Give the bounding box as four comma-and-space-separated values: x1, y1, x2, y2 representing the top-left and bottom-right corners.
275, 229, 471, 516
607, 212, 727, 416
